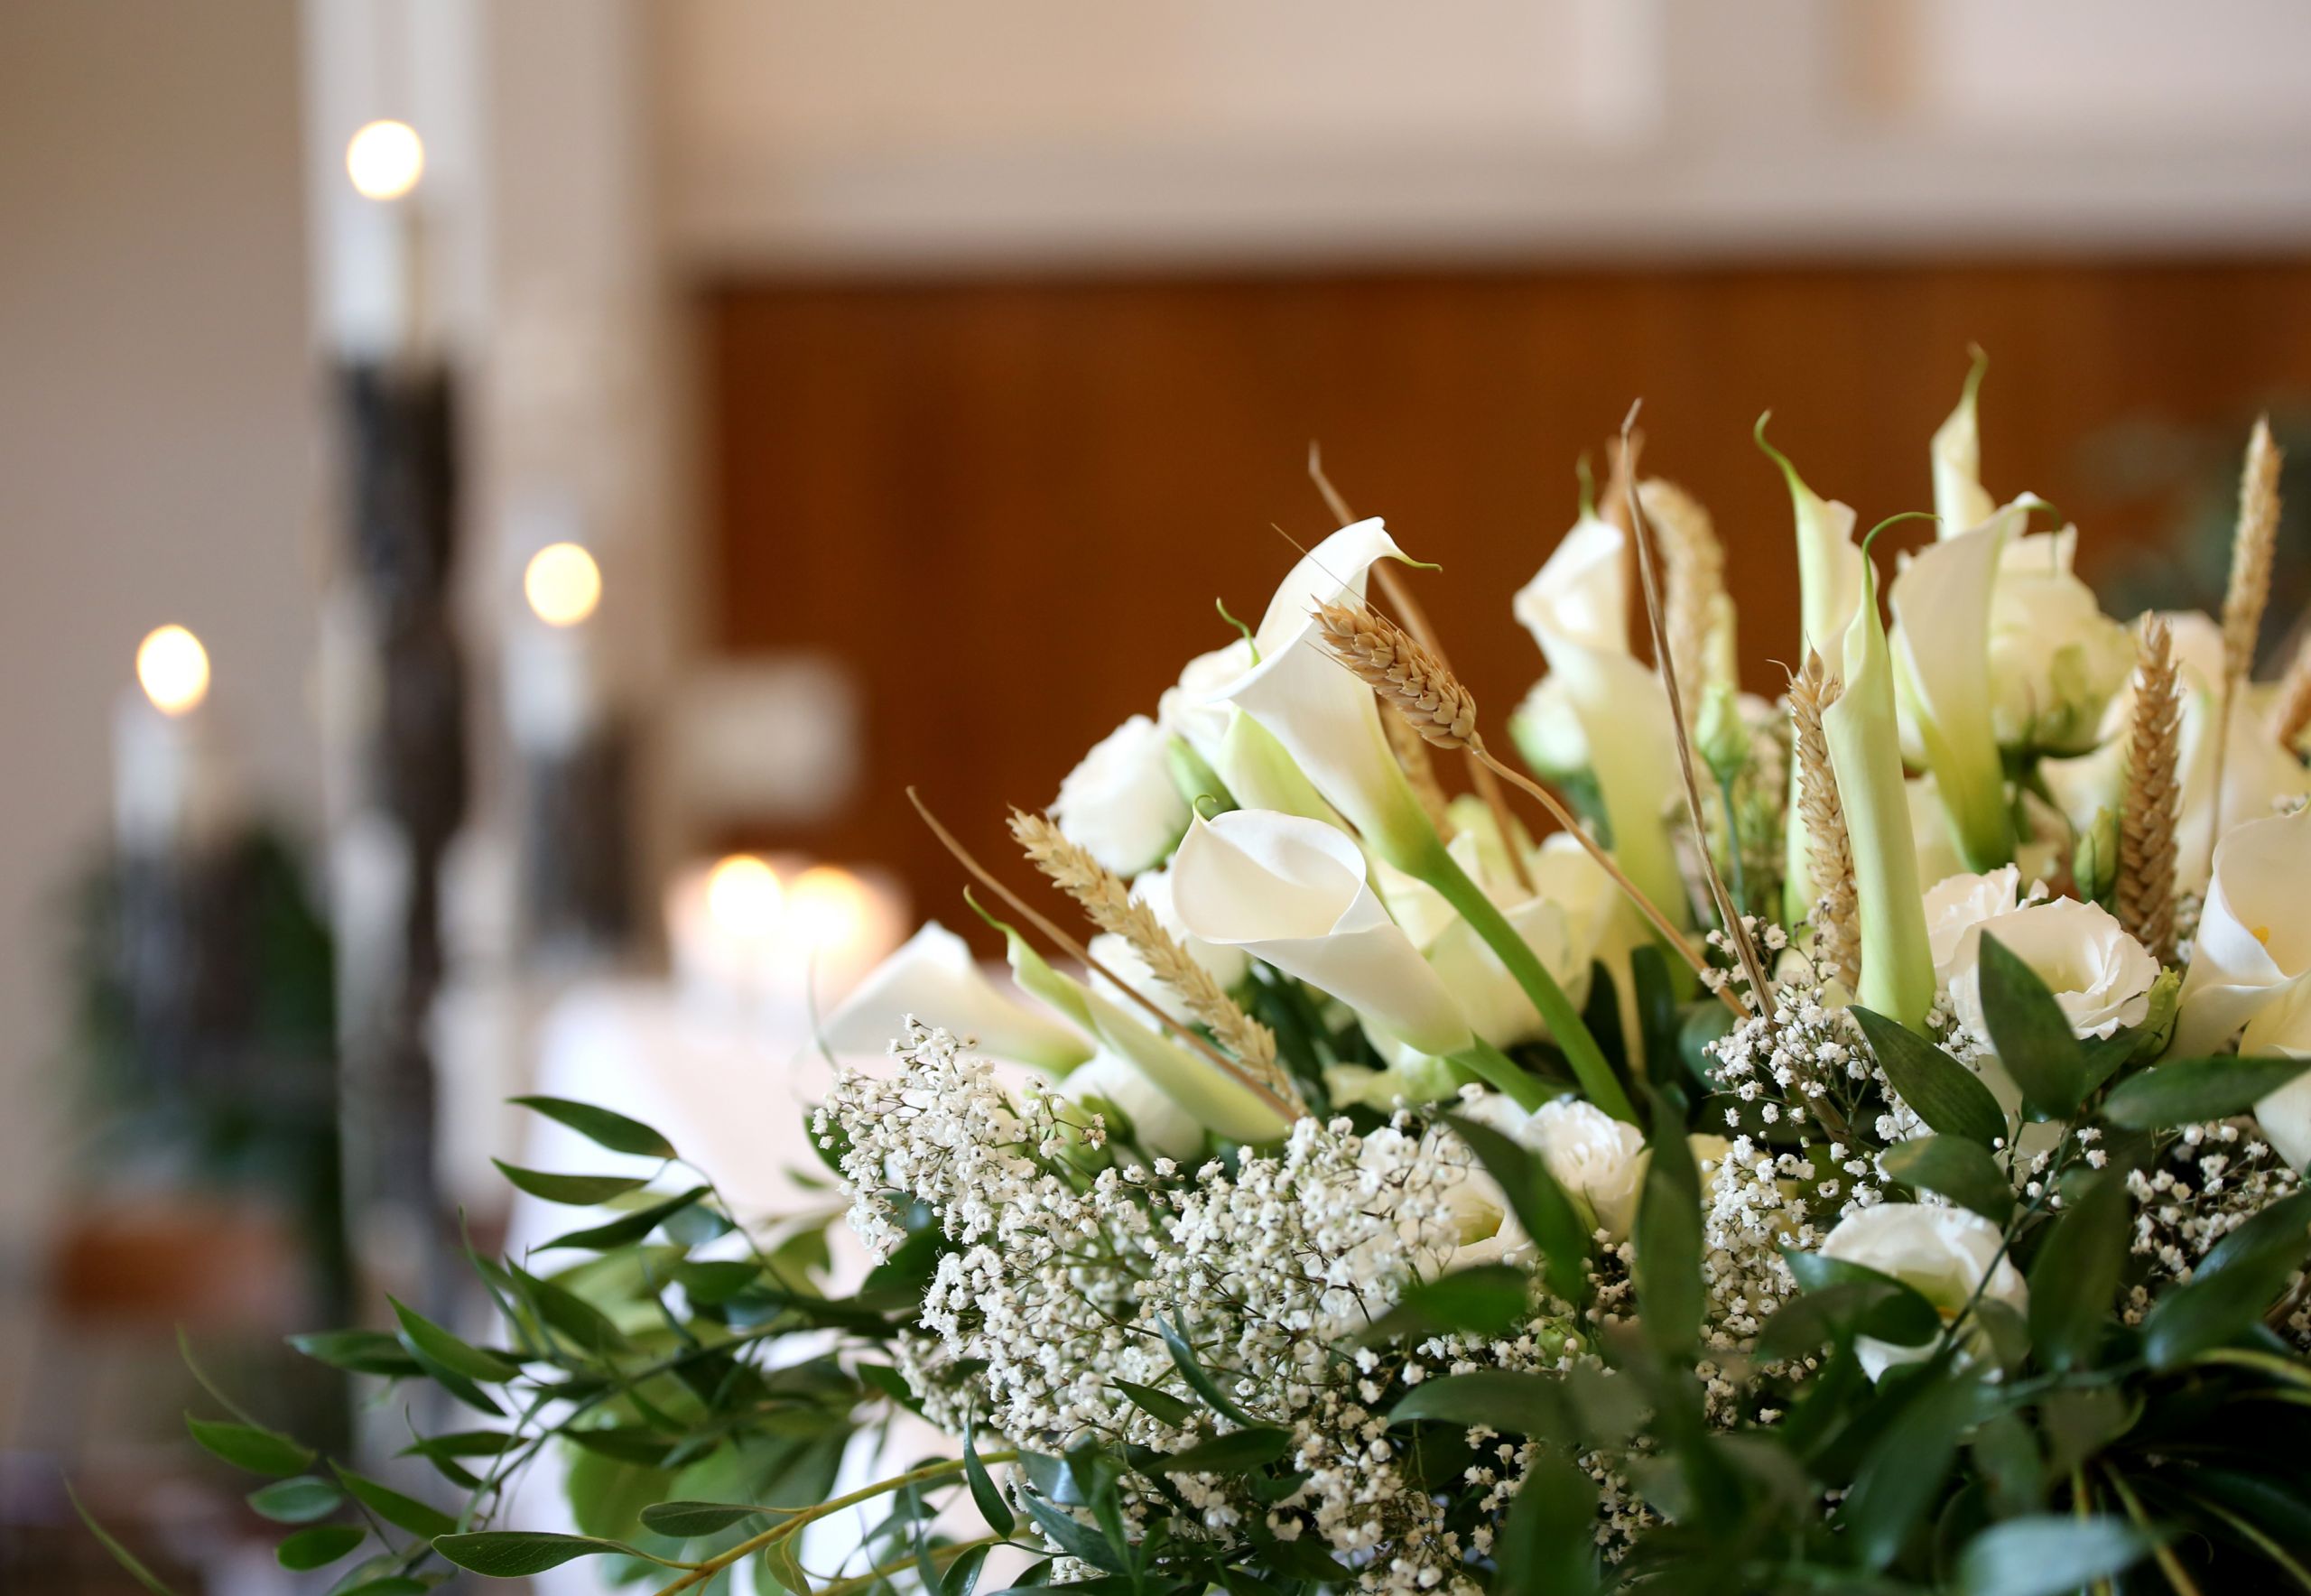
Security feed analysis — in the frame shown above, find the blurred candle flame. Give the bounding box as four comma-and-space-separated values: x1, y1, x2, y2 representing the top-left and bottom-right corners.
706, 854, 783, 940
524, 542, 602, 627
787, 865, 872, 951
346, 119, 424, 201
135, 625, 209, 716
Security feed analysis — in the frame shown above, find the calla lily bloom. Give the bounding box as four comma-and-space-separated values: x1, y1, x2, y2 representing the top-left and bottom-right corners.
1512, 511, 1687, 927
2174, 806, 2311, 1056
1890, 508, 2019, 871
1172, 810, 1474, 1060
1931, 350, 1997, 539
1823, 543, 1937, 1029
825, 921, 1095, 1072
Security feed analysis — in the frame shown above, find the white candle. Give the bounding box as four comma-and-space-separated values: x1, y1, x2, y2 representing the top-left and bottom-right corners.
666, 855, 906, 1025
503, 539, 605, 757
333, 119, 430, 361
114, 624, 236, 857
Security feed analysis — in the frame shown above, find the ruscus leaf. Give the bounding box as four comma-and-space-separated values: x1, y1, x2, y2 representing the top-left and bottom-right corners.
509, 1094, 677, 1158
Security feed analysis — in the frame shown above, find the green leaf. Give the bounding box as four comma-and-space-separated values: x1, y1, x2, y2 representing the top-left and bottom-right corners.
1491, 1450, 1599, 1596
247, 1475, 344, 1524
2141, 1190, 2311, 1369
329, 1582, 425, 1596
966, 1419, 1016, 1536
1754, 1273, 1941, 1363
1838, 1367, 1976, 1570
276, 1525, 367, 1571
2027, 1168, 2129, 1372
490, 1159, 651, 1205
1977, 934, 2084, 1120
637, 1499, 770, 1536
674, 1259, 764, 1304
1250, 1529, 1347, 1582
1359, 1264, 1532, 1344
68, 1480, 182, 1596
1954, 1514, 2153, 1596
1020, 1492, 1123, 1572
1156, 1317, 1258, 1426
511, 1094, 678, 1158
2101, 1055, 2311, 1128
185, 1415, 314, 1477
1880, 1135, 2015, 1224
286, 1329, 422, 1378
1855, 1007, 2008, 1146
1152, 1427, 1292, 1473
1112, 1379, 1196, 1426
1444, 1112, 1592, 1307
541, 1184, 712, 1252
330, 1464, 458, 1540
1633, 1084, 1703, 1353
1386, 1369, 1570, 1442
508, 1262, 631, 1355
942, 1543, 991, 1596
389, 1297, 519, 1384
432, 1531, 654, 1576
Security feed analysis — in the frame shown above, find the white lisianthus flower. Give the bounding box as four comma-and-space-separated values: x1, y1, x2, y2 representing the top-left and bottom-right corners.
1065, 1049, 1202, 1161
1525, 1097, 1649, 1242
1050, 713, 1193, 876
1818, 1202, 2028, 1381
1984, 530, 2134, 756
1922, 866, 2023, 988
2174, 806, 2311, 1056
1157, 639, 1250, 770
824, 921, 1093, 1071
1948, 897, 2159, 1044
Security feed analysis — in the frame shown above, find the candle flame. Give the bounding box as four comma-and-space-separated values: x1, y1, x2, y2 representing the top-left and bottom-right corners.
135, 625, 209, 716
707, 855, 783, 939
788, 865, 872, 951
524, 542, 602, 626
347, 119, 424, 201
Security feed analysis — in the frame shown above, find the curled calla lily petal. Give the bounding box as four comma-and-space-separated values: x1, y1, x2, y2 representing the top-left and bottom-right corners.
824, 921, 1095, 1072
1206, 518, 1431, 865
1930, 350, 1997, 539
1823, 545, 1937, 1029
2248, 984, 2311, 1171
1890, 509, 2019, 870
1512, 512, 1687, 923
2174, 806, 2311, 1056
1171, 809, 1474, 1058
998, 917, 1292, 1145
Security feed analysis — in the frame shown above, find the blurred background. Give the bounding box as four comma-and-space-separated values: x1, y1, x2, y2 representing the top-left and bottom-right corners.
5, 0, 2311, 1588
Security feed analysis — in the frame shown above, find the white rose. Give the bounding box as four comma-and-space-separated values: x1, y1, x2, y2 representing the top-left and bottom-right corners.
1949, 897, 2159, 1044
1818, 1202, 2028, 1380
1051, 713, 1193, 876
1984, 530, 2134, 756
2175, 806, 2311, 1057
1064, 1048, 1203, 1161
1922, 866, 2022, 988
1524, 1097, 1649, 1242
1157, 639, 1251, 770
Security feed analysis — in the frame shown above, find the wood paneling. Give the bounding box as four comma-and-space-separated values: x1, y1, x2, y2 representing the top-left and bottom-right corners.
704, 259, 2311, 914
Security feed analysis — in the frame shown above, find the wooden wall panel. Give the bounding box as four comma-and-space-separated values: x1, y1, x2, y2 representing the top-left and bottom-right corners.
703, 260, 2311, 914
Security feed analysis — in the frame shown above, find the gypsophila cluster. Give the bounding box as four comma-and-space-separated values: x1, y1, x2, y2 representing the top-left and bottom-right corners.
2122, 1119, 2306, 1335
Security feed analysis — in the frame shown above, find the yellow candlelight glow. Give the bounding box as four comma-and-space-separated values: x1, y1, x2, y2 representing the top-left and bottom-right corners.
347, 119, 425, 201
524, 543, 602, 627
135, 625, 210, 716
706, 854, 783, 939
787, 865, 871, 951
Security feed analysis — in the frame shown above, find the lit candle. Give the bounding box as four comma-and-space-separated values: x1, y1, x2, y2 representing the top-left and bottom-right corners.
503, 538, 605, 758
665, 855, 906, 1022
113, 625, 236, 857
336, 118, 430, 360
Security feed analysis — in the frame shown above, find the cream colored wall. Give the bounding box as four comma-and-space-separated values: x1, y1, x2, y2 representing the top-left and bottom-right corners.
0, 2, 317, 1259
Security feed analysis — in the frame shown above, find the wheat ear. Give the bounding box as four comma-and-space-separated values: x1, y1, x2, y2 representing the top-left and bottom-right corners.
2271, 630, 2311, 753
1382, 705, 1456, 836
2119, 615, 2184, 962
1007, 810, 1292, 1100
2212, 417, 2284, 848
1311, 598, 1746, 1017
1639, 478, 1726, 728
1788, 651, 1861, 992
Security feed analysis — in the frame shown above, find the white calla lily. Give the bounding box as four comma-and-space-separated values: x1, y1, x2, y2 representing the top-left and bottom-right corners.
2247, 985, 2311, 1171
1513, 511, 1687, 923
1065, 1049, 1204, 1160
2174, 806, 2311, 1057
1171, 809, 1474, 1059
1890, 508, 2018, 870
1931, 350, 1997, 539
825, 921, 1094, 1071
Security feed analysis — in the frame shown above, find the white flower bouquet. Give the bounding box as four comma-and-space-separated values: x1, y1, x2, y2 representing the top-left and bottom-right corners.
105, 363, 2311, 1595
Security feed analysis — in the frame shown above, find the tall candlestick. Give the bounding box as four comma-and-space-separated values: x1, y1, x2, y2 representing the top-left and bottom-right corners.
114, 624, 236, 857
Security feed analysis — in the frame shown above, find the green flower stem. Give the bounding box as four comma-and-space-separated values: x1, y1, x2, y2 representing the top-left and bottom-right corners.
816, 1533, 1009, 1596
1448, 1036, 1546, 1112
1402, 828, 1634, 1123
651, 1452, 1020, 1596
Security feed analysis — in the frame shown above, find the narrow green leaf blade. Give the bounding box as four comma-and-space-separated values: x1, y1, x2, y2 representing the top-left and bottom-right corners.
331, 1465, 458, 1541
540, 1185, 712, 1252
1112, 1379, 1196, 1426
68, 1481, 182, 1596
389, 1297, 519, 1384
185, 1415, 314, 1477
1633, 1084, 1703, 1353
2028, 1169, 2130, 1371
1880, 1135, 2015, 1224
286, 1329, 422, 1378
510, 1094, 677, 1158
432, 1531, 653, 1576
2141, 1189, 2311, 1369
247, 1475, 344, 1524
1152, 1427, 1292, 1473
1855, 1007, 2008, 1146
489, 1159, 650, 1206
1156, 1317, 1258, 1426
637, 1499, 770, 1536
1977, 934, 2084, 1120
966, 1420, 1016, 1536
2101, 1055, 2311, 1129
1386, 1369, 1570, 1442
1445, 1111, 1592, 1307
276, 1525, 367, 1571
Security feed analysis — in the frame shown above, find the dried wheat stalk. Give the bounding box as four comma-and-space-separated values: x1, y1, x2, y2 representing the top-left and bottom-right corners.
2212, 418, 2285, 845
2119, 615, 2183, 962
2272, 630, 2311, 753
1312, 597, 1747, 1016
1007, 810, 1292, 1099
1788, 651, 1861, 991
1639, 478, 1725, 728
1383, 705, 1455, 836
